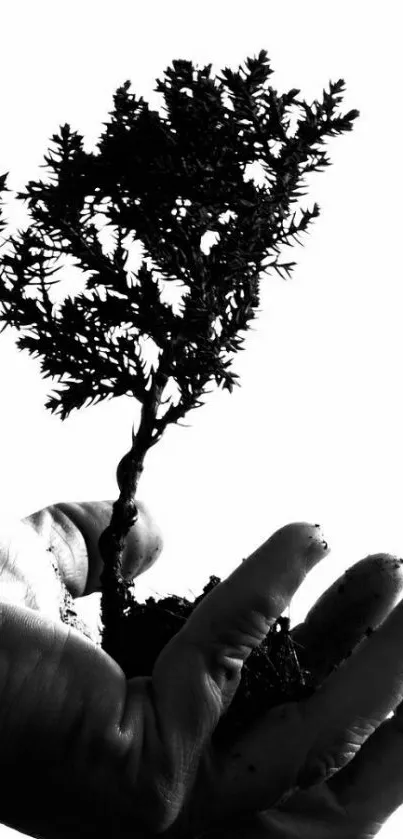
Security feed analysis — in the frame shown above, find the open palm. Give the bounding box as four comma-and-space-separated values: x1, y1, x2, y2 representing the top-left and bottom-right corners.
0, 502, 403, 838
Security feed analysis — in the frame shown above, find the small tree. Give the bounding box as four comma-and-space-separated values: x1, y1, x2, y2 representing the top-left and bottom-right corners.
0, 51, 358, 681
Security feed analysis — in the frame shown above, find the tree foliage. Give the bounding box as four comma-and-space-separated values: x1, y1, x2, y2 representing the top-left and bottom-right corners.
0, 51, 358, 445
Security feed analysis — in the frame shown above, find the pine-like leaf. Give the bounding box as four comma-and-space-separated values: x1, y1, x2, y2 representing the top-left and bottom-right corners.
0, 51, 358, 434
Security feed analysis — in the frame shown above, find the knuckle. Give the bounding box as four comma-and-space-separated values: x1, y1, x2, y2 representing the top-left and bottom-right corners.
298, 737, 362, 789
298, 752, 339, 789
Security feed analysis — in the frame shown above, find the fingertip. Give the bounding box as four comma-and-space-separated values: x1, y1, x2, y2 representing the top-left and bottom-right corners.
304, 523, 330, 571
189, 521, 331, 643
255, 521, 330, 573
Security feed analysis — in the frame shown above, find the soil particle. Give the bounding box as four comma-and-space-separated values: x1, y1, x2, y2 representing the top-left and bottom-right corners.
103, 574, 317, 745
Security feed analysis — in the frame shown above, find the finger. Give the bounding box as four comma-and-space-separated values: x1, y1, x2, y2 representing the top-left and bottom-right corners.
207, 560, 403, 818
292, 553, 403, 684
22, 499, 163, 597
328, 698, 403, 832
294, 594, 403, 792
150, 523, 329, 822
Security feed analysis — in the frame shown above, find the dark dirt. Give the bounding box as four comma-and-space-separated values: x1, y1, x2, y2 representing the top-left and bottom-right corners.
112, 576, 317, 745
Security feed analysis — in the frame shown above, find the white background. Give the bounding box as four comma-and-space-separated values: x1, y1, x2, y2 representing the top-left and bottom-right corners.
0, 1, 402, 836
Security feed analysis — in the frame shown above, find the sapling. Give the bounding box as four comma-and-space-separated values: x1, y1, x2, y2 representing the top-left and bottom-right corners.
0, 51, 358, 740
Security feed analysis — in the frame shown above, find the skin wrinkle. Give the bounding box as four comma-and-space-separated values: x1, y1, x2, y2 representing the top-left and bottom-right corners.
18, 510, 96, 638
8, 637, 139, 835
22, 506, 88, 598
328, 714, 403, 826
48, 632, 141, 819
0, 536, 37, 609
46, 505, 89, 596
0, 528, 63, 619
300, 717, 385, 792
50, 517, 84, 591
0, 611, 64, 750
118, 682, 175, 832
0, 541, 26, 585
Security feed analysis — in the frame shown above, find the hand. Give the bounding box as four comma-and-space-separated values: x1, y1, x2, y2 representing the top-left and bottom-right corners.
0, 505, 403, 838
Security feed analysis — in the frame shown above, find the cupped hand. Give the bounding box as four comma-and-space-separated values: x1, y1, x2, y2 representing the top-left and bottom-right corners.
0, 503, 403, 838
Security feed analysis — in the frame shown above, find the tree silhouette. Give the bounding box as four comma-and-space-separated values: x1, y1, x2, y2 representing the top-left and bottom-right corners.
0, 50, 358, 667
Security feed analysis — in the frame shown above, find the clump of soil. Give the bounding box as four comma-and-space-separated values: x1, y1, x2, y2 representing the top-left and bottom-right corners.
108, 576, 317, 745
